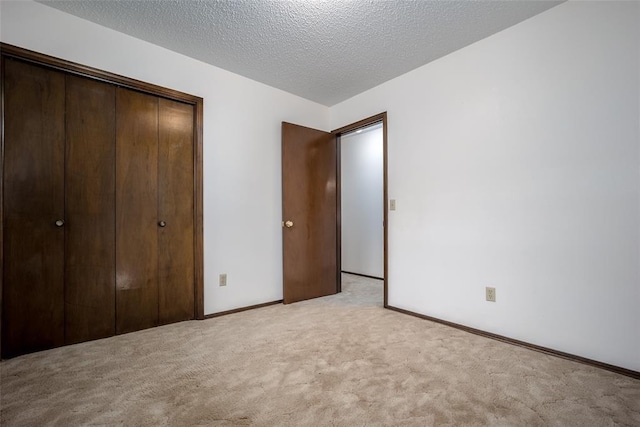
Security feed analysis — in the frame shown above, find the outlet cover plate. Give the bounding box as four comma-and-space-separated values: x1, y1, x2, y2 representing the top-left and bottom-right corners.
486, 286, 496, 302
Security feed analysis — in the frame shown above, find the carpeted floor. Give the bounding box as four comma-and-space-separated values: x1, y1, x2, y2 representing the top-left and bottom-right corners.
1, 273, 639, 426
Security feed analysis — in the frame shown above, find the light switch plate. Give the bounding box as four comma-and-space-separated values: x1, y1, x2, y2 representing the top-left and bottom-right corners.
390, 199, 396, 211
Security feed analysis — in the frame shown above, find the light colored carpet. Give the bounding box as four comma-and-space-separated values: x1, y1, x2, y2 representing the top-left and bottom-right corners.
1, 273, 639, 426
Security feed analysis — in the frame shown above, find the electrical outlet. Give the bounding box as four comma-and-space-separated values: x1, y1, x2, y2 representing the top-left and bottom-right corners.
486, 287, 496, 302
219, 274, 227, 287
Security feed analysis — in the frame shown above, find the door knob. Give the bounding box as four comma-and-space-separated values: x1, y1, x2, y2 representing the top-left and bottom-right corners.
158, 221, 166, 227
55, 219, 64, 227
284, 220, 294, 228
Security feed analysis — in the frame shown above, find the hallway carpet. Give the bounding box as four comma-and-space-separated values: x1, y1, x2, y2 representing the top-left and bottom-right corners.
1, 274, 639, 426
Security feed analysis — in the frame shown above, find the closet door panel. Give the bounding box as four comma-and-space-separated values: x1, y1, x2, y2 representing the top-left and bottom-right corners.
115, 88, 159, 334
158, 99, 195, 324
2, 59, 65, 357
65, 75, 116, 344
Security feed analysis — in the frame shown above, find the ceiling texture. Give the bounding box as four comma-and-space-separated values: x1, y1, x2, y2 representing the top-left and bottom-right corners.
38, 0, 563, 106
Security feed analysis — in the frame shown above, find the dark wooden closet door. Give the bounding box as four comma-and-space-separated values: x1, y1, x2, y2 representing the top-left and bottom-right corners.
65, 75, 116, 344
158, 98, 195, 324
2, 59, 65, 357
115, 88, 159, 334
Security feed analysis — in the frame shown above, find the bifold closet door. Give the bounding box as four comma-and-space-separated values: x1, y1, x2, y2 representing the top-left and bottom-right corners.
2, 53, 198, 357
65, 75, 116, 344
158, 98, 195, 324
2, 59, 65, 358
115, 88, 160, 334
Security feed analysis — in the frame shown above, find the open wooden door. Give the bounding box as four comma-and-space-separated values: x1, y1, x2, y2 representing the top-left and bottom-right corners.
282, 122, 339, 304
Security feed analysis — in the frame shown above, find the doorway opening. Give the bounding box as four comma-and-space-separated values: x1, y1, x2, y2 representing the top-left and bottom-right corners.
333, 113, 388, 307
281, 113, 387, 306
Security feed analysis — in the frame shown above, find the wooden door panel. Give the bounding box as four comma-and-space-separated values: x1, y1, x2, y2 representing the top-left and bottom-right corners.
2, 59, 65, 357
115, 88, 159, 334
158, 98, 195, 324
65, 75, 116, 344
282, 122, 338, 304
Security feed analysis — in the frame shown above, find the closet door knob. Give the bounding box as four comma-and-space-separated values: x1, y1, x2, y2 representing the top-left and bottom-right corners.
158, 221, 166, 227
55, 219, 65, 227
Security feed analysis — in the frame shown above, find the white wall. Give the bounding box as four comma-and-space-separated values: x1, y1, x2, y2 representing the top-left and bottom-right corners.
341, 124, 384, 278
331, 1, 640, 371
0, 0, 330, 315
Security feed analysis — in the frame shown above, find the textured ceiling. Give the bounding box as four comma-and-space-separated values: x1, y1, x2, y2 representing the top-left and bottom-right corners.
38, 0, 563, 106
